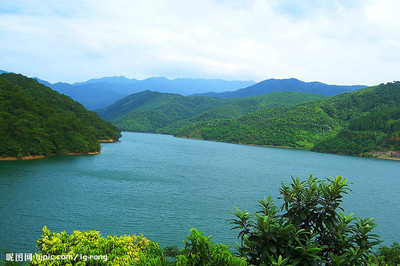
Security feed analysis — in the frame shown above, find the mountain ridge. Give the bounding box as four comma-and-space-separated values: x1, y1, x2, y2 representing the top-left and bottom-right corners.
193, 78, 367, 98
36, 76, 255, 110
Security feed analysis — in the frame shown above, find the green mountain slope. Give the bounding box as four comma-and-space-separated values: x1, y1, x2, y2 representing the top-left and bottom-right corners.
186, 91, 326, 122
98, 91, 326, 133
97, 90, 226, 121
0, 73, 121, 158
173, 104, 335, 147
157, 91, 326, 135
313, 83, 400, 155
174, 82, 400, 156
97, 90, 230, 132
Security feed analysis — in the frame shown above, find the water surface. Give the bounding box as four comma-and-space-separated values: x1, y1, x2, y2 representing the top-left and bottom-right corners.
0, 132, 399, 254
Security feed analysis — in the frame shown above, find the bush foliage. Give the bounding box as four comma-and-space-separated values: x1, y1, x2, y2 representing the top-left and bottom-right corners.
229, 175, 381, 265
31, 227, 243, 265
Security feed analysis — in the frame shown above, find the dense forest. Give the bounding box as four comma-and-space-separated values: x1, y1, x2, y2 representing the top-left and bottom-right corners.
97, 90, 325, 133
0, 73, 121, 158
172, 82, 400, 157
97, 90, 230, 132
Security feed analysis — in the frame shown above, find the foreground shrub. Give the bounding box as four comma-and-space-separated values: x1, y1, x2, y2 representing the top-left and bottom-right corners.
31, 227, 244, 265
31, 226, 169, 265
370, 242, 400, 265
229, 175, 381, 265
174, 228, 247, 265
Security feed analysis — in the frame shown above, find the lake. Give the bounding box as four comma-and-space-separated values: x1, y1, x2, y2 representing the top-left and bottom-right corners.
0, 132, 399, 254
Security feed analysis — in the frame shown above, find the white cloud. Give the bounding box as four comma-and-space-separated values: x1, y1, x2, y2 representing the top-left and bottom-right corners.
1, 0, 399, 85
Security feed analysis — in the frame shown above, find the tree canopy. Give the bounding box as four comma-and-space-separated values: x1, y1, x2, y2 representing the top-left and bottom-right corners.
172, 82, 400, 157
230, 175, 381, 265
0, 73, 121, 158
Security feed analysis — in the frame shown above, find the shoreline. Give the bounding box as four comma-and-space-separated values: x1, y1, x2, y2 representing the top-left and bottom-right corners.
178, 135, 306, 150
0, 151, 100, 161
377, 156, 400, 161
0, 139, 119, 161
177, 135, 400, 162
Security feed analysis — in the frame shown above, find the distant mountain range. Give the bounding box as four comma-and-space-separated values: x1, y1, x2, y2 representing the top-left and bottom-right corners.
39, 81, 128, 111
193, 78, 367, 98
35, 76, 255, 110
1, 69, 367, 111
38, 77, 366, 110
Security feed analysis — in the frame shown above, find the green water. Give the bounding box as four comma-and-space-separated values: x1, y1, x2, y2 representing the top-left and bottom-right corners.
0, 132, 399, 254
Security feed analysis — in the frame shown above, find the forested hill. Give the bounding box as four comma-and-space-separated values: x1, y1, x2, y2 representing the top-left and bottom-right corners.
157, 91, 326, 135
0, 73, 121, 159
194, 78, 366, 98
97, 90, 230, 132
97, 90, 325, 133
174, 82, 400, 157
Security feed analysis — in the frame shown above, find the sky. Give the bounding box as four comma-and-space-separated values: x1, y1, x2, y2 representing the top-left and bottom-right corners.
1, 0, 399, 85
